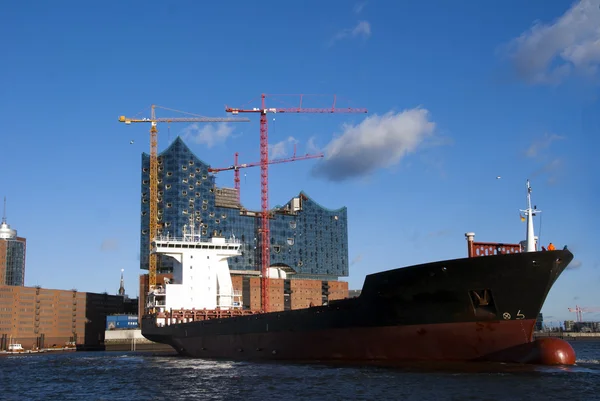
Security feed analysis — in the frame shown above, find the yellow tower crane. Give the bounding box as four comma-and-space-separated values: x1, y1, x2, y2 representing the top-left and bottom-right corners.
119, 105, 250, 303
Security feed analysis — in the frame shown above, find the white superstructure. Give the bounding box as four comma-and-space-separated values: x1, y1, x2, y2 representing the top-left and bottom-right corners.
146, 219, 242, 316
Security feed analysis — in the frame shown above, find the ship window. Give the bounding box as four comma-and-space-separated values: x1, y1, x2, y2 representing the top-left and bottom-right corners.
167, 172, 173, 177
158, 179, 163, 184
182, 166, 188, 171
183, 210, 188, 215
274, 245, 281, 254
141, 211, 147, 216
189, 160, 194, 165
209, 212, 215, 218
167, 203, 172, 208
215, 219, 220, 224
221, 214, 226, 219
182, 191, 187, 196
142, 168, 148, 173
210, 188, 214, 193
203, 199, 208, 204
202, 230, 207, 235
142, 180, 149, 185
189, 185, 194, 190
196, 192, 201, 197
202, 174, 207, 180
196, 168, 201, 173
166, 184, 171, 190
158, 166, 163, 172
202, 205, 207, 210
183, 178, 188, 183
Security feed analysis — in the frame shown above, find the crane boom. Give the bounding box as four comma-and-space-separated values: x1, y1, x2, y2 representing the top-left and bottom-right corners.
568, 305, 600, 322
225, 94, 366, 312
208, 148, 324, 203
119, 104, 249, 308
208, 150, 324, 173
120, 117, 245, 123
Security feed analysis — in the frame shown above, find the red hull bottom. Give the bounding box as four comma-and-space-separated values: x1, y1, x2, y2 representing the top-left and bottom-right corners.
165, 319, 575, 366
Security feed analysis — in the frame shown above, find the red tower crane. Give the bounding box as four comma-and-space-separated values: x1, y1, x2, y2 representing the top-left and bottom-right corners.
568, 305, 600, 322
225, 94, 367, 312
208, 145, 324, 203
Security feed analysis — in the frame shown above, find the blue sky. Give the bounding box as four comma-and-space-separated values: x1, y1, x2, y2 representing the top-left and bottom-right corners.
1, 0, 598, 324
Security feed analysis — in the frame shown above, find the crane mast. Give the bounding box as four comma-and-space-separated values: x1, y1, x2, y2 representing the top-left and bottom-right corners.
119, 105, 249, 307
225, 94, 367, 312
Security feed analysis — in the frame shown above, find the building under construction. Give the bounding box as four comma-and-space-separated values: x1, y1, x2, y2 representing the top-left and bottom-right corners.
138, 137, 349, 314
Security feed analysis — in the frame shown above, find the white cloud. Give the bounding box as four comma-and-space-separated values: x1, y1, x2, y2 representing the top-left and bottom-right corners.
100, 238, 119, 252
350, 254, 363, 266
269, 136, 298, 159
306, 136, 321, 154
329, 21, 371, 47
567, 260, 583, 270
525, 133, 566, 185
353, 2, 367, 14
526, 133, 565, 158
503, 0, 600, 84
182, 123, 235, 148
311, 108, 437, 181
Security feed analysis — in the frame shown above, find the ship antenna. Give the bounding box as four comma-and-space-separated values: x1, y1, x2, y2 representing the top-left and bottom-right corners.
2, 196, 6, 224
520, 179, 541, 252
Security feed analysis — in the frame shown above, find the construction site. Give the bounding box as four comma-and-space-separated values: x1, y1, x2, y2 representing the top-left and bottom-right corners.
120, 95, 368, 315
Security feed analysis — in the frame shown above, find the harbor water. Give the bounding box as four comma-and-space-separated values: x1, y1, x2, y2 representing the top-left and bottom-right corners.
1, 341, 599, 401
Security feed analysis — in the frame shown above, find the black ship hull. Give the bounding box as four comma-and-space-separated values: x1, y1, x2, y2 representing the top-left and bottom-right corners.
142, 249, 575, 365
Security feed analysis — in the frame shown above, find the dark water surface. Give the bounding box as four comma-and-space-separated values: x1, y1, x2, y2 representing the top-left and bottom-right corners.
1, 341, 599, 401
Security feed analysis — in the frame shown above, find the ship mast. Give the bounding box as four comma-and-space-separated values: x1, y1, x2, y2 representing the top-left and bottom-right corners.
520, 179, 540, 252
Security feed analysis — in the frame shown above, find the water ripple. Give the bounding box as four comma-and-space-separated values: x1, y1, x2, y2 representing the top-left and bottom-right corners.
1, 341, 599, 401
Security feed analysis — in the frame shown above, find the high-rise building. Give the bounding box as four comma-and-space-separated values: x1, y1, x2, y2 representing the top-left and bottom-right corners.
0, 198, 26, 286
140, 137, 349, 281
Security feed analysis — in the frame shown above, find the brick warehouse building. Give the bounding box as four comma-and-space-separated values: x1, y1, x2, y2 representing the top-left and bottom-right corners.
0, 286, 125, 351
0, 202, 128, 351
138, 137, 349, 313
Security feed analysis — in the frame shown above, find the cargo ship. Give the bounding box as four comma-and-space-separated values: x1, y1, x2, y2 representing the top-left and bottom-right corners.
141, 180, 576, 365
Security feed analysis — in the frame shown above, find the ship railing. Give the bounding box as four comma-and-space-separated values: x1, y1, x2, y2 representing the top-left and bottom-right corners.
154, 235, 242, 244
154, 308, 260, 326
470, 241, 522, 257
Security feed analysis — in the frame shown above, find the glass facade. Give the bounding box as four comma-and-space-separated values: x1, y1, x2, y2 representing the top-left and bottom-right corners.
2, 240, 25, 286
140, 137, 349, 279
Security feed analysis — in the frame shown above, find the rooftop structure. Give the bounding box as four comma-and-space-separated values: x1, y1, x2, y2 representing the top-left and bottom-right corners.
140, 137, 348, 280
0, 197, 26, 286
